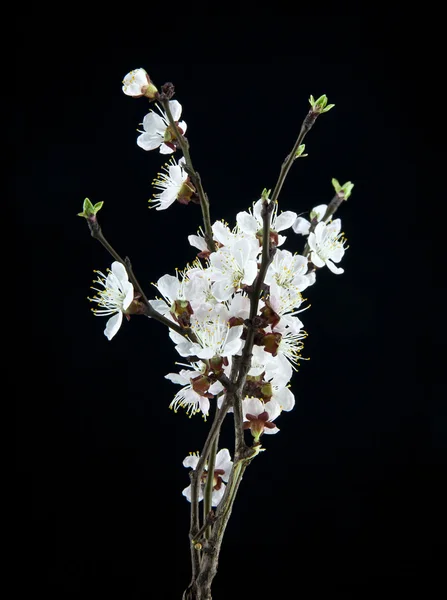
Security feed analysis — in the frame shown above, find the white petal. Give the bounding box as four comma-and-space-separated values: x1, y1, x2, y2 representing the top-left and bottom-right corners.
330, 247, 345, 263
212, 221, 232, 246
182, 484, 192, 502
159, 143, 175, 154
274, 387, 295, 411
310, 251, 325, 268
242, 259, 258, 286
169, 100, 182, 121
211, 484, 226, 507
165, 372, 189, 385
188, 234, 208, 251
111, 261, 128, 281
104, 312, 123, 340
264, 399, 282, 421
212, 279, 234, 302
142, 111, 166, 133
122, 281, 134, 310
263, 425, 280, 435
326, 260, 344, 274
253, 199, 263, 224
314, 221, 326, 244
137, 132, 162, 151
178, 120, 187, 134
209, 380, 224, 395
274, 211, 297, 232
149, 299, 170, 315
156, 274, 180, 303
292, 217, 311, 235
215, 449, 233, 476
236, 212, 259, 235
199, 396, 210, 416
242, 397, 264, 419
224, 325, 243, 347
183, 455, 200, 469
328, 218, 342, 235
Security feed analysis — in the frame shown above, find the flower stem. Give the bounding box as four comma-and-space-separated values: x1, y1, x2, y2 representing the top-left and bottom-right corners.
203, 435, 218, 540
160, 99, 215, 254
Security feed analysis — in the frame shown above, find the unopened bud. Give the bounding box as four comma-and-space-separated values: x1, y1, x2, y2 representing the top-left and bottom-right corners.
122, 68, 158, 99
77, 197, 103, 219
332, 178, 354, 200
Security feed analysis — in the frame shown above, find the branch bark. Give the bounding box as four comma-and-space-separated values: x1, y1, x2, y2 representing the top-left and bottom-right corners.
160, 99, 215, 254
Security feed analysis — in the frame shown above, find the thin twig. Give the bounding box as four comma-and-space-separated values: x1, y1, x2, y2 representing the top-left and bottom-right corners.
160, 99, 215, 254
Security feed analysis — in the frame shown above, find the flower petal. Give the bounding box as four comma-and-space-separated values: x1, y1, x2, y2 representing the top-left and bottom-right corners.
326, 259, 344, 274
156, 274, 180, 303
169, 100, 182, 122
292, 217, 311, 235
237, 212, 259, 235
104, 311, 123, 340
274, 387, 295, 411
159, 143, 175, 154
275, 211, 298, 232
137, 132, 162, 151
165, 372, 189, 385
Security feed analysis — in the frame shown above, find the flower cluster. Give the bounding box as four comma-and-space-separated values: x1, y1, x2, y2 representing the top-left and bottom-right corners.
85, 69, 351, 508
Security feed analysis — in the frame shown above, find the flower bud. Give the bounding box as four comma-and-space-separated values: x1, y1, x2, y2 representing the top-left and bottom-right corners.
262, 332, 282, 356
332, 178, 354, 200
122, 68, 158, 99
170, 299, 193, 328
77, 197, 103, 219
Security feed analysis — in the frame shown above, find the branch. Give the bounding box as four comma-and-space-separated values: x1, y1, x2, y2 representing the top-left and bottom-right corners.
86, 216, 192, 339
269, 109, 318, 206
160, 98, 215, 254
203, 434, 218, 540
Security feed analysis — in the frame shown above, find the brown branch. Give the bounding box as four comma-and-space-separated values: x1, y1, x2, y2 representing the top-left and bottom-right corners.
160, 99, 215, 254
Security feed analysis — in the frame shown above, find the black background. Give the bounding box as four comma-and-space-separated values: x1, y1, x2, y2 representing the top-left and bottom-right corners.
16, 14, 441, 599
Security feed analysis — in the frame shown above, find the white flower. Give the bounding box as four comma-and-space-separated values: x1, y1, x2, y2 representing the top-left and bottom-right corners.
165, 365, 223, 419
242, 397, 281, 439
308, 219, 346, 274
265, 249, 315, 293
237, 198, 297, 246
169, 304, 243, 359
268, 281, 308, 334
209, 238, 259, 301
182, 449, 233, 506
150, 157, 194, 210
88, 261, 134, 340
137, 100, 187, 154
122, 68, 157, 98
292, 204, 328, 235
151, 261, 216, 316
248, 345, 293, 384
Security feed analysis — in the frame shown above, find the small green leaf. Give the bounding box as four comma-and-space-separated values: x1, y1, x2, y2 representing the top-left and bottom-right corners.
323, 103, 335, 113
332, 178, 342, 193
77, 197, 104, 218
295, 144, 308, 158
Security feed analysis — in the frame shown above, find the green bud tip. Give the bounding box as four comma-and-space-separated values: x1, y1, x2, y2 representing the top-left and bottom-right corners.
77, 197, 104, 218
309, 94, 335, 113
332, 179, 354, 199
295, 144, 308, 158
